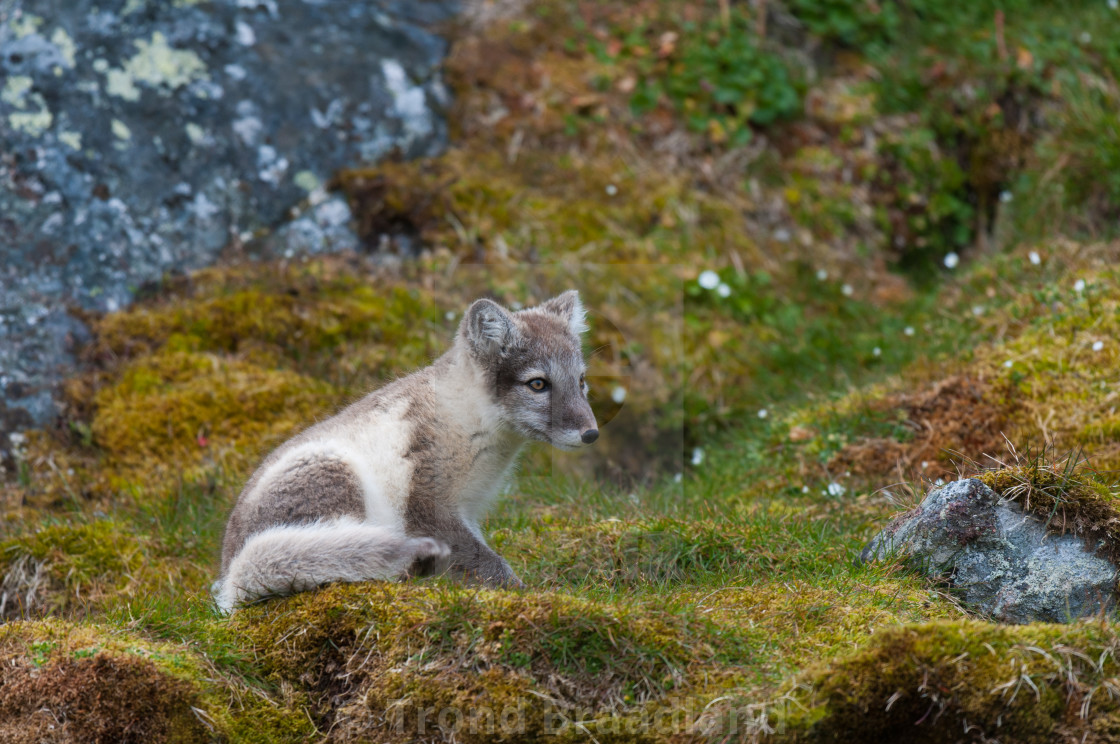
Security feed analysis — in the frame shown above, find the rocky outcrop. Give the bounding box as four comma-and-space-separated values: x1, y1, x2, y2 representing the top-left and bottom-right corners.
862, 478, 1119, 623
0, 0, 456, 432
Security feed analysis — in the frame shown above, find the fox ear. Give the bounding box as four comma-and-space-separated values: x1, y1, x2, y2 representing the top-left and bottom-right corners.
462, 298, 517, 358
539, 290, 588, 335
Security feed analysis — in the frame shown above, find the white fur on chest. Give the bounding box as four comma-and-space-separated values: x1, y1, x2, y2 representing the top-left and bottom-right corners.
430, 374, 522, 524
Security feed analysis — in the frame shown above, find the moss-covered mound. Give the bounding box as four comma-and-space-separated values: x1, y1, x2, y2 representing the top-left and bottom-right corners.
231, 581, 735, 742
0, 621, 212, 744
775, 620, 1120, 743
0, 653, 207, 744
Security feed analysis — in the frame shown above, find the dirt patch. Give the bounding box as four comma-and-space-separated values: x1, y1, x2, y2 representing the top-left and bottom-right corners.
0, 652, 208, 744
831, 375, 1013, 481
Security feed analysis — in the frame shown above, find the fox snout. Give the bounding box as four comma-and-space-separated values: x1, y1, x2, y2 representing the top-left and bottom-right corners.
553, 396, 599, 450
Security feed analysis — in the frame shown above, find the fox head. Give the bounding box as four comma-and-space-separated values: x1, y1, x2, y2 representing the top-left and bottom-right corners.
459, 290, 598, 450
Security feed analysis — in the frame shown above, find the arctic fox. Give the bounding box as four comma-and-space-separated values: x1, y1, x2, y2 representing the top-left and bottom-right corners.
213, 291, 598, 612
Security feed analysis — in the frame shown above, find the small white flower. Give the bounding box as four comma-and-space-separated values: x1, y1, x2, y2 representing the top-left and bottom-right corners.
673, 472, 683, 483
1093, 341, 1105, 352
1003, 360, 1014, 368
774, 228, 791, 243
999, 190, 1013, 203
444, 310, 456, 321
802, 485, 809, 494
1028, 250, 1041, 265
904, 326, 915, 336
611, 386, 627, 404
921, 461, 929, 469
1111, 0, 1118, 11
757, 408, 768, 419
1080, 31, 1092, 44
841, 284, 854, 296
872, 347, 881, 357
972, 305, 985, 316
691, 447, 704, 466
943, 252, 960, 269
816, 269, 828, 281
698, 270, 720, 290
605, 183, 618, 196
1074, 279, 1086, 293
716, 282, 731, 298
827, 482, 845, 497
935, 478, 945, 486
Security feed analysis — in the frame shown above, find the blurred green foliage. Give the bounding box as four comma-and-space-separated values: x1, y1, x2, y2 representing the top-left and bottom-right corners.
601, 10, 803, 145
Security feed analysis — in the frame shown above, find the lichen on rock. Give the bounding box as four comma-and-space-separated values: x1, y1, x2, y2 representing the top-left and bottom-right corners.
0, 0, 456, 431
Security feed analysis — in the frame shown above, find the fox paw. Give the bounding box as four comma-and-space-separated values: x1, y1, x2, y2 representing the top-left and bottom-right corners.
405, 537, 451, 577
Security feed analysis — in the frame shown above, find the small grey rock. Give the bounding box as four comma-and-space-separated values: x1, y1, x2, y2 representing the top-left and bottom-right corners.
862, 478, 1119, 623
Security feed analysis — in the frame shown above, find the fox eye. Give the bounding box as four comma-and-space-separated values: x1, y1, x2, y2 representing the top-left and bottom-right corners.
526, 378, 550, 392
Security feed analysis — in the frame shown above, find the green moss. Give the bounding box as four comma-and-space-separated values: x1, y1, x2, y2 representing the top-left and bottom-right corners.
0, 521, 146, 617
772, 620, 1120, 743
4, 520, 141, 579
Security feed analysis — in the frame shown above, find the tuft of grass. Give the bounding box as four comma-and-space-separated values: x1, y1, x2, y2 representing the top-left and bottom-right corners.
975, 443, 1120, 565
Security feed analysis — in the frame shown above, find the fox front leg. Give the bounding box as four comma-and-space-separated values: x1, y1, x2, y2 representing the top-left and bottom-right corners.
416, 514, 523, 588
448, 529, 524, 589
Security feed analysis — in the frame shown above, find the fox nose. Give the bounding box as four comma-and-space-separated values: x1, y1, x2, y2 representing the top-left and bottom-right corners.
581, 428, 599, 444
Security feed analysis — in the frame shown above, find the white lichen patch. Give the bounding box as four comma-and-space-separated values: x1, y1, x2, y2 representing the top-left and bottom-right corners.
10, 102, 53, 137
235, 21, 256, 47
2, 76, 33, 107
381, 58, 432, 139
293, 170, 320, 192
111, 118, 132, 140
257, 144, 289, 186
49, 28, 76, 68
185, 122, 208, 145
105, 31, 209, 101
106, 69, 141, 101
9, 14, 44, 39
58, 130, 82, 150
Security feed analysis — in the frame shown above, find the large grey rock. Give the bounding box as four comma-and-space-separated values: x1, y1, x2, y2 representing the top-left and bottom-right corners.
862, 478, 1119, 623
0, 0, 456, 437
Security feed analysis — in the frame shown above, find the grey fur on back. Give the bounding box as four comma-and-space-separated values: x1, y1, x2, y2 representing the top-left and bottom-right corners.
214, 290, 598, 611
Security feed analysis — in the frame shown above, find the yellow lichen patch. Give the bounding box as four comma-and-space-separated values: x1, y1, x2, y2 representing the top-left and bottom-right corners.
91, 351, 336, 486
769, 620, 1120, 743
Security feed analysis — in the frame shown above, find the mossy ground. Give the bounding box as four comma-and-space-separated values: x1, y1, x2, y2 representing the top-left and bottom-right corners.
3, 1, 1120, 741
